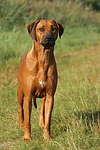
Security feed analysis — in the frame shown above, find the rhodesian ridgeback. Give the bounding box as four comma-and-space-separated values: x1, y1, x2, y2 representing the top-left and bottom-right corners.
17, 20, 64, 141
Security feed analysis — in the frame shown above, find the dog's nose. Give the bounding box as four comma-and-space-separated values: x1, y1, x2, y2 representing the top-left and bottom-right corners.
41, 34, 55, 47
46, 34, 53, 41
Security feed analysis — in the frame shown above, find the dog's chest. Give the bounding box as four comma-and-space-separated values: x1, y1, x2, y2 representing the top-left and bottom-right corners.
34, 78, 47, 98
32, 67, 54, 98
39, 80, 46, 89
27, 52, 55, 98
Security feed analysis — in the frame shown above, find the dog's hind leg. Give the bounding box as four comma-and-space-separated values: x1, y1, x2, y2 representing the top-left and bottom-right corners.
17, 87, 24, 128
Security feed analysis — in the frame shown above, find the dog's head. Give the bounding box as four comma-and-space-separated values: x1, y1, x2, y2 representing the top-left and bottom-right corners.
27, 20, 65, 48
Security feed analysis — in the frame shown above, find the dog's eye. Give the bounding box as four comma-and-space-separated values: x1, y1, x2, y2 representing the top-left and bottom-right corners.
52, 27, 56, 32
39, 28, 44, 32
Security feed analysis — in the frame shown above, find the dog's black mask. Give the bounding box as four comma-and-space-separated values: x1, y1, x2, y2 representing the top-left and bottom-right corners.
41, 34, 55, 47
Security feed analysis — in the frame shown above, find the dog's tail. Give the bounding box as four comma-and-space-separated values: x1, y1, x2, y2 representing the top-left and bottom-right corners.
33, 97, 37, 108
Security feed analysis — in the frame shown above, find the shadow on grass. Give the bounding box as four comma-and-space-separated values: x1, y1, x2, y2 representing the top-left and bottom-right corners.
74, 111, 100, 125
51, 111, 100, 139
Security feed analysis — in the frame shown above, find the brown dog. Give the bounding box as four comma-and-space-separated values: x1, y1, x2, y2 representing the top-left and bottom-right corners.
17, 20, 64, 141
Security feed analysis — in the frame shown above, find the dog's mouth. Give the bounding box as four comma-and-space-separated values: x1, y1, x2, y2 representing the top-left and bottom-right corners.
41, 41, 55, 48
41, 34, 55, 48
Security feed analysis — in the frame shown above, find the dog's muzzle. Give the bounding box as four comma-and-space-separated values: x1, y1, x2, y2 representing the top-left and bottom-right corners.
41, 34, 55, 47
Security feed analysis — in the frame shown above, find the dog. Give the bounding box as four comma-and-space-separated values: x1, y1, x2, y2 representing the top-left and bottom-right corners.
17, 20, 64, 141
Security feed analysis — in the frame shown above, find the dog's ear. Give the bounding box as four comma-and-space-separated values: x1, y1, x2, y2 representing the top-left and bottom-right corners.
58, 23, 65, 39
27, 20, 40, 40
54, 21, 65, 39
57, 22, 65, 39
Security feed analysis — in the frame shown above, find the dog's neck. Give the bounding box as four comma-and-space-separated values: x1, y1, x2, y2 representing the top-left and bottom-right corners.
33, 40, 54, 56
27, 40, 54, 81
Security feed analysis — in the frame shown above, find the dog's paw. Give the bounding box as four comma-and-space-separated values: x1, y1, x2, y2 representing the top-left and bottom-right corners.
23, 133, 32, 141
19, 123, 24, 128
43, 132, 51, 141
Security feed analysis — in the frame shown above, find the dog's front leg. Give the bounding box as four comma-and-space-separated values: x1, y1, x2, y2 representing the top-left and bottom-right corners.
23, 95, 32, 141
43, 94, 54, 141
17, 87, 24, 128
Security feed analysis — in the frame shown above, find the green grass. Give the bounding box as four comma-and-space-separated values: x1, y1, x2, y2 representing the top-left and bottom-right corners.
1, 23, 100, 66
56, 25, 100, 54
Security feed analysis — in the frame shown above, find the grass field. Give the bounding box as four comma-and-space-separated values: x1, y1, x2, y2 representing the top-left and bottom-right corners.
0, 0, 100, 149
0, 30, 100, 149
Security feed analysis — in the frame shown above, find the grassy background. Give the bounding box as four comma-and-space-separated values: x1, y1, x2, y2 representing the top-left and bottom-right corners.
0, 0, 100, 149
